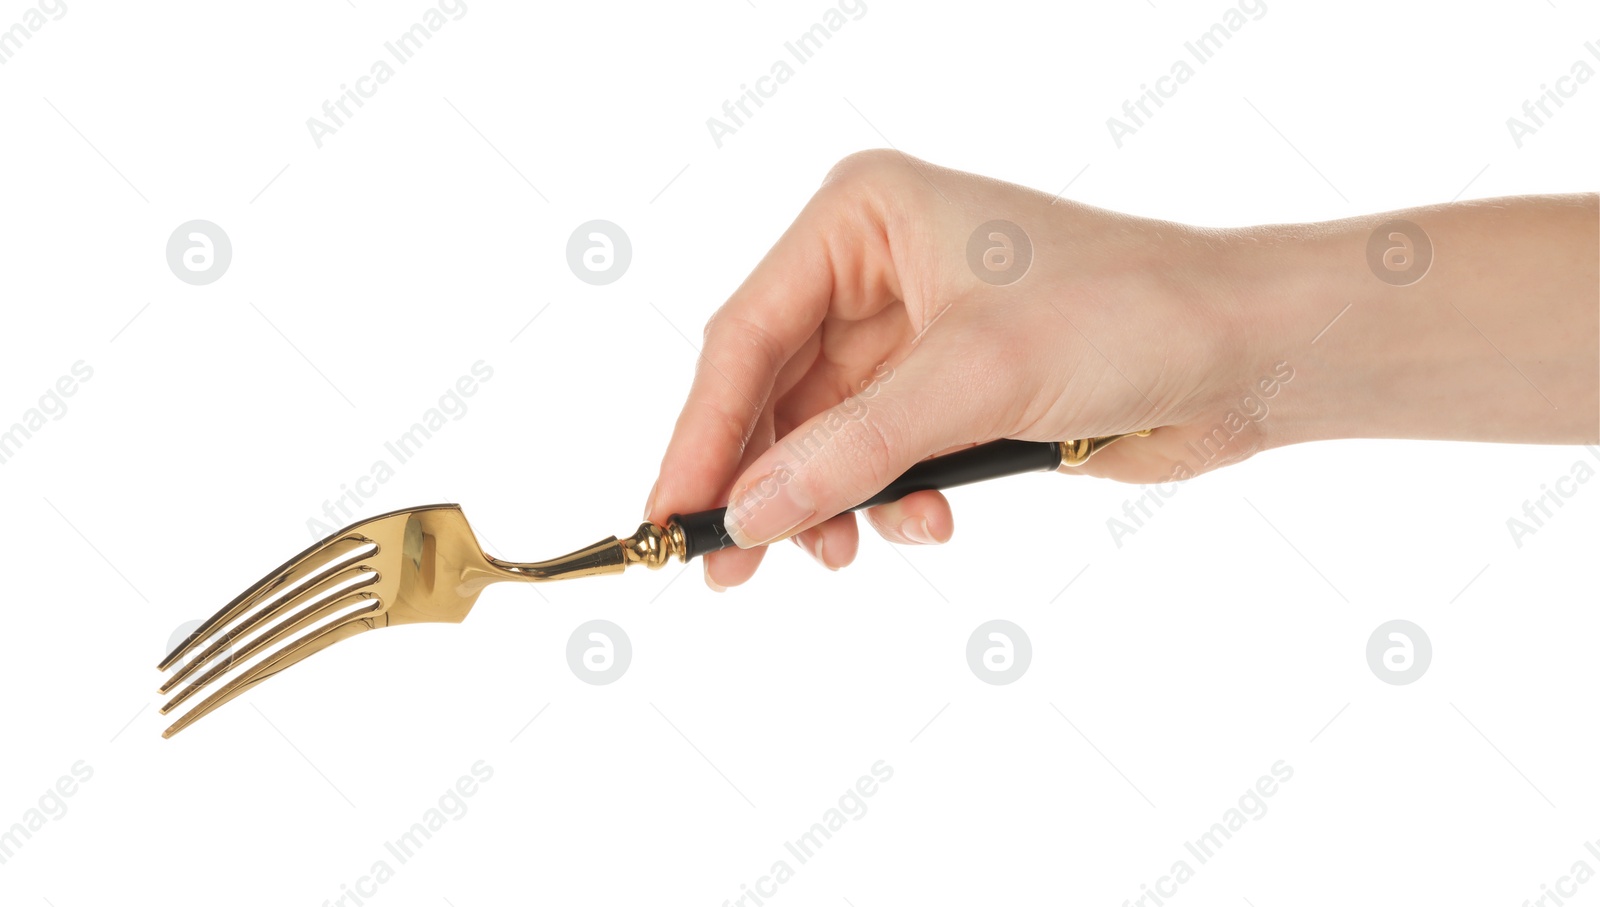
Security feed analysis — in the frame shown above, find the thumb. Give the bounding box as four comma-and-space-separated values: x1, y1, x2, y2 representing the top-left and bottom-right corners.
721, 359, 972, 548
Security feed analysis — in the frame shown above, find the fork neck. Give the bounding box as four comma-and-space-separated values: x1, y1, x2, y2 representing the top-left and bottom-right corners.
486, 522, 686, 583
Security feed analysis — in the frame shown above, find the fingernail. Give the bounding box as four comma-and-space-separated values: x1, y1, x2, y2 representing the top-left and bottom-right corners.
703, 560, 726, 593
796, 534, 832, 569
724, 471, 814, 547
642, 480, 659, 521
901, 517, 937, 545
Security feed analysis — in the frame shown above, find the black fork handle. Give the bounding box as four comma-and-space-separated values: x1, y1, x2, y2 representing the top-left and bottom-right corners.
667, 439, 1066, 560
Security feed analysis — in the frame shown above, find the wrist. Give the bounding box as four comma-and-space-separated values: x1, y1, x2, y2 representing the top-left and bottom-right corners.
1215, 221, 1384, 449
1219, 196, 1598, 448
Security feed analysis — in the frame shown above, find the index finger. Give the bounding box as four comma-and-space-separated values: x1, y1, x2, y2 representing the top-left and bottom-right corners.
645, 208, 836, 524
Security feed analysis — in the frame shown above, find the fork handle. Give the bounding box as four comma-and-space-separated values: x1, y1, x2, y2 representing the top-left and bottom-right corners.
667, 433, 1147, 560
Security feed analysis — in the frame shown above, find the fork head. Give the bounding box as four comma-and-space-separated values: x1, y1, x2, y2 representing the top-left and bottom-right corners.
158, 503, 685, 738
156, 505, 516, 738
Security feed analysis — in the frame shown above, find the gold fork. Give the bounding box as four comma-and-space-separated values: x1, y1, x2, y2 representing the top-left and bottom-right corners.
156, 432, 1147, 737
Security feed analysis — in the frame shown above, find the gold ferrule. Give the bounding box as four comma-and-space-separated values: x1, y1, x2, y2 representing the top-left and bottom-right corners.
620, 521, 686, 570
1058, 429, 1153, 469
665, 520, 688, 565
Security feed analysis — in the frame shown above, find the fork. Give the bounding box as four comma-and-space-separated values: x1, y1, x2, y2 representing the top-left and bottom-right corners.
156, 431, 1147, 737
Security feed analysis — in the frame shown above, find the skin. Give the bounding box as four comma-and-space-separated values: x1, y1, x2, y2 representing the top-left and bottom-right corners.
642, 150, 1600, 590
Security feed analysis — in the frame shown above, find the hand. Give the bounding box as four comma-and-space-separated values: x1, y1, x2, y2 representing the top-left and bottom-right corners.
641, 150, 1260, 588
643, 151, 1598, 590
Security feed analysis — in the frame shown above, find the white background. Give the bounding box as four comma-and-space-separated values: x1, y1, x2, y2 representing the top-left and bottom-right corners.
1, 0, 1597, 905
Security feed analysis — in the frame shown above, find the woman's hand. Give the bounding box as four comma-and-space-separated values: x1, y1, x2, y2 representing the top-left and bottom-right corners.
642, 150, 1598, 590
641, 150, 1261, 588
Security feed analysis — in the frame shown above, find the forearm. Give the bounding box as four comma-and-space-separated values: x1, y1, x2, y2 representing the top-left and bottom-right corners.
1225, 194, 1599, 448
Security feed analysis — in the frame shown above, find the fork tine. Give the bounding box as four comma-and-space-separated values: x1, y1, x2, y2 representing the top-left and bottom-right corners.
158, 535, 375, 671
161, 603, 385, 739
158, 566, 379, 695
160, 589, 379, 713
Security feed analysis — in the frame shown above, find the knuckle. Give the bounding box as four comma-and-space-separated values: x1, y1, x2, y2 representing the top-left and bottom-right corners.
700, 309, 720, 346
708, 312, 784, 375
689, 396, 752, 452
821, 149, 903, 190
